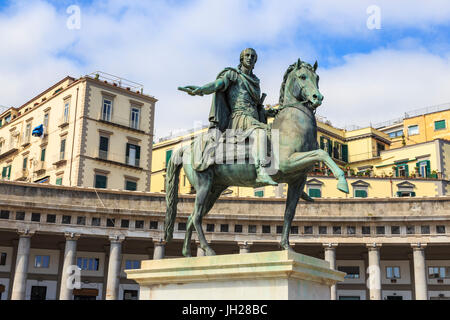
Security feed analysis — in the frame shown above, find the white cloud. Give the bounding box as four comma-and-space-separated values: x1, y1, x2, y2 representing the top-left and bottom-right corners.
0, 0, 449, 139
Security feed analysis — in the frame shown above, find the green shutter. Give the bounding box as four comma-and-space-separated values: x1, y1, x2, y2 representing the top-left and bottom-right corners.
435, 120, 446, 130
2, 167, 7, 178
404, 164, 409, 177
327, 139, 333, 156
308, 188, 321, 198
23, 157, 27, 170
396, 191, 402, 197
136, 145, 141, 161
425, 160, 431, 177
395, 166, 399, 177
254, 190, 264, 197
6, 165, 10, 179
95, 175, 107, 188
411, 192, 416, 197
341, 145, 348, 163
355, 190, 368, 198
126, 180, 137, 191
166, 150, 173, 167
320, 137, 325, 150
56, 178, 63, 185
40, 148, 46, 161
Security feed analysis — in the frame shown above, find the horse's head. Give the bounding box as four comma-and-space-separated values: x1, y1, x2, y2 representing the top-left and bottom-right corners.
279, 59, 324, 110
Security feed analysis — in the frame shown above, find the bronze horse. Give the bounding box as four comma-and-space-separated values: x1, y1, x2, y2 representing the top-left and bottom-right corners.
164, 59, 349, 256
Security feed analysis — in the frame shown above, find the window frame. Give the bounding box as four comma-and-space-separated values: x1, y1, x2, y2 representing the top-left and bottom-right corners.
434, 120, 446, 131
130, 107, 141, 130
407, 124, 419, 136
101, 98, 113, 122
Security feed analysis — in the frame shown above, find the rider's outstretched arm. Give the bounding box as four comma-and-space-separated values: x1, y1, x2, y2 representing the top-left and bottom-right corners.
193, 78, 225, 95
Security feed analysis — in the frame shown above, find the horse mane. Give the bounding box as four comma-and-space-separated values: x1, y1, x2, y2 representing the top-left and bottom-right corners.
279, 61, 316, 105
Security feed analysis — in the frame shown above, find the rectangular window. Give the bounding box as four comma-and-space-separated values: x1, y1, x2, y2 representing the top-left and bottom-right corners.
354, 189, 368, 198
304, 226, 313, 234
178, 222, 186, 231
102, 99, 112, 122
126, 143, 141, 167
123, 290, 138, 301
207, 224, 215, 232
43, 113, 49, 132
2, 165, 12, 180
319, 226, 327, 234
60, 139, 66, 160
276, 225, 283, 234
16, 212, 25, 221
436, 225, 446, 234
30, 286, 47, 301
91, 217, 101, 226
361, 226, 370, 234
125, 260, 140, 270
391, 226, 400, 234
347, 226, 356, 235
376, 143, 385, 157
34, 255, 50, 268
389, 130, 403, 138
434, 120, 446, 131
341, 145, 348, 162
376, 226, 385, 235
106, 218, 115, 227
22, 157, 28, 170
130, 107, 140, 129
31, 213, 41, 222
149, 221, 158, 230
77, 216, 86, 225
234, 224, 243, 233
135, 220, 144, 229
40, 148, 46, 162
0, 210, 9, 219
220, 224, 229, 232
248, 225, 257, 233
262, 225, 271, 234
55, 177, 63, 185
63, 102, 70, 123
25, 123, 31, 143
99, 136, 109, 160
421, 225, 430, 234
396, 164, 409, 178
308, 188, 321, 198
428, 267, 450, 279
94, 174, 107, 189
406, 226, 415, 234
62, 215, 71, 224
386, 266, 401, 279
77, 257, 99, 271
46, 214, 56, 223
121, 220, 129, 228
337, 266, 360, 279
290, 226, 299, 234
333, 226, 341, 235
408, 125, 419, 136
125, 180, 137, 191
0, 252, 6, 265
417, 160, 430, 178
254, 190, 264, 197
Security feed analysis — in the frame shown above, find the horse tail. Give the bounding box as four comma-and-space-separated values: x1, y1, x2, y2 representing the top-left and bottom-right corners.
164, 147, 184, 243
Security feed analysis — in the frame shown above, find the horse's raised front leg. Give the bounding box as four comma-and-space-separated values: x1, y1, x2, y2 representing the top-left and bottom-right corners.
280, 149, 349, 193
281, 179, 305, 250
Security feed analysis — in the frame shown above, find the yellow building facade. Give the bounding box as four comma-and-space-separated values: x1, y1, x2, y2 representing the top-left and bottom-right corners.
0, 73, 157, 191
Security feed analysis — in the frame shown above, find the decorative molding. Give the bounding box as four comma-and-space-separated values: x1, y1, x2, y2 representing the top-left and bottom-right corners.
129, 99, 144, 107
101, 90, 117, 99
94, 168, 111, 175
127, 136, 141, 143
124, 175, 139, 182
63, 94, 72, 101
306, 178, 324, 186
98, 129, 114, 136
351, 180, 370, 187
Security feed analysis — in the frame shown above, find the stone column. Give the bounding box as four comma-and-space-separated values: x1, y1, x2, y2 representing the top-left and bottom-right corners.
366, 243, 382, 300
105, 236, 124, 300
412, 243, 428, 300
323, 243, 338, 300
196, 241, 205, 257
238, 241, 252, 254
11, 230, 34, 300
153, 239, 165, 260
59, 233, 80, 300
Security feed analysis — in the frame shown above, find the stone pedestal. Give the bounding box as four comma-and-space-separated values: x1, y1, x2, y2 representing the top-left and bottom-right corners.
126, 250, 345, 300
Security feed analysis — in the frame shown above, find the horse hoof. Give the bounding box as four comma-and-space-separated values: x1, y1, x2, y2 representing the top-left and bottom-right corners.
182, 249, 192, 257
205, 248, 216, 256
337, 179, 349, 194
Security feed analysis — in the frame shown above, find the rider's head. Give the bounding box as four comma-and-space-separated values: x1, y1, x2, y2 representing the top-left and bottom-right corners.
239, 48, 258, 70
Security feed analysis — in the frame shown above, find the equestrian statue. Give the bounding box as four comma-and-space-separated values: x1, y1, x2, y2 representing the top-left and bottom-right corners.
164, 48, 349, 256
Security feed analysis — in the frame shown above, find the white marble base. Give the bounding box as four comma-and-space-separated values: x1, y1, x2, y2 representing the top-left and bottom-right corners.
126, 250, 345, 300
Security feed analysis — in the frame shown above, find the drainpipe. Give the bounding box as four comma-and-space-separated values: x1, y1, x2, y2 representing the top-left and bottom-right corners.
69, 87, 79, 186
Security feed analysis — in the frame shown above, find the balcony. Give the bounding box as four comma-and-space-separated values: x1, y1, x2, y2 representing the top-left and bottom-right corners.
97, 113, 145, 134
34, 161, 47, 176
0, 143, 19, 160
59, 116, 69, 129
52, 153, 67, 167
15, 169, 29, 181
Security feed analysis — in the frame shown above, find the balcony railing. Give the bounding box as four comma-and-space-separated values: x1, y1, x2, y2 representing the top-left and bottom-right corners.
97, 113, 145, 133
94, 151, 141, 169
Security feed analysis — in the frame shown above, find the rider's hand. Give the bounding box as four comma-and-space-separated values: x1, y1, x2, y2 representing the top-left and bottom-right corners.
192, 88, 204, 96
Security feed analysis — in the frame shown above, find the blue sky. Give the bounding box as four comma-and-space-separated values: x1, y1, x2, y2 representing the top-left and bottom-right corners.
0, 0, 449, 138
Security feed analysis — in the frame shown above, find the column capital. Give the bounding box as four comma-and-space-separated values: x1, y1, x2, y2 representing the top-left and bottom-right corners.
153, 238, 166, 246
411, 243, 427, 250
17, 229, 34, 237
108, 235, 125, 243
64, 232, 81, 241
237, 241, 252, 249
366, 243, 382, 250
323, 243, 338, 250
